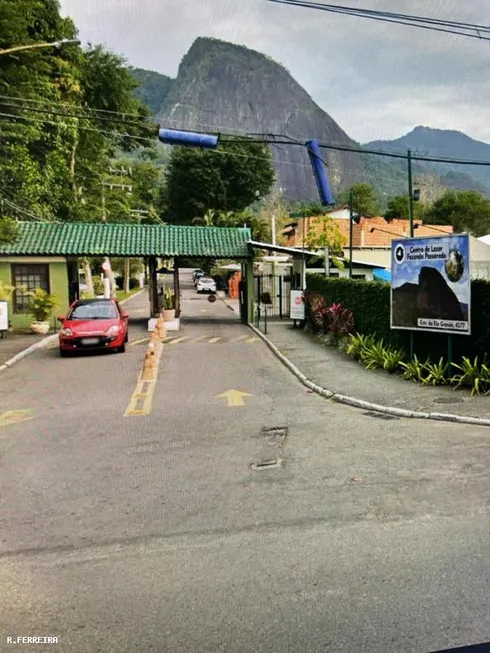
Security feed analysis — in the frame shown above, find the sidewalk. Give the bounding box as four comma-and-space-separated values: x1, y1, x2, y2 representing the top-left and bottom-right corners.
256, 320, 490, 422
0, 332, 53, 367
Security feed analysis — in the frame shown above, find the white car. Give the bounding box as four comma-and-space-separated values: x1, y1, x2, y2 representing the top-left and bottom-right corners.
197, 277, 217, 294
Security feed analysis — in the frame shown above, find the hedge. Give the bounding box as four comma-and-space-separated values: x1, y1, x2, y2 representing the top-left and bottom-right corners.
306, 275, 490, 362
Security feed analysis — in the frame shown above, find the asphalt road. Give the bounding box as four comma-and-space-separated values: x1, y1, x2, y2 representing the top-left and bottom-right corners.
1, 271, 490, 653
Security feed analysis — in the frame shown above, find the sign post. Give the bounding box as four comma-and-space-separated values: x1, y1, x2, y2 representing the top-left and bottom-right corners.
391, 234, 471, 344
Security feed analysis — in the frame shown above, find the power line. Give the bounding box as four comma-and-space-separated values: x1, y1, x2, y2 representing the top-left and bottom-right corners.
0, 99, 157, 131
0, 111, 156, 144
265, 0, 490, 41
0, 94, 151, 121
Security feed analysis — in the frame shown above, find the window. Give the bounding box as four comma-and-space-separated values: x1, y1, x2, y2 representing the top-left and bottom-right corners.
11, 264, 50, 314
68, 301, 117, 320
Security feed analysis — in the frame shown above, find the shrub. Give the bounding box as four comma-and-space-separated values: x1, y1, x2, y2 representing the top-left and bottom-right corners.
345, 333, 374, 360
129, 278, 140, 290
325, 303, 354, 343
422, 358, 448, 386
400, 355, 428, 383
450, 356, 490, 396
92, 277, 104, 296
28, 289, 57, 322
306, 275, 490, 362
360, 339, 387, 370
381, 347, 406, 373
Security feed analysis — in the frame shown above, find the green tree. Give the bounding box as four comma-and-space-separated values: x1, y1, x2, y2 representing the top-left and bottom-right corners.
304, 217, 345, 256
164, 140, 275, 224
340, 183, 379, 217
0, 1, 153, 226
384, 195, 425, 222
426, 190, 490, 236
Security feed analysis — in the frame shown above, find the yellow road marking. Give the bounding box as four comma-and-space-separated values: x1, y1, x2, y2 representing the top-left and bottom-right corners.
130, 337, 149, 347
124, 352, 163, 417
208, 337, 222, 344
0, 410, 34, 428
46, 343, 59, 350
245, 337, 259, 344
193, 335, 206, 343
215, 389, 253, 407
169, 337, 188, 345
233, 335, 248, 342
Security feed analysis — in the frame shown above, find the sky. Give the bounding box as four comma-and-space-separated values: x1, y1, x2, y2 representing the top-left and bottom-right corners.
60, 0, 490, 144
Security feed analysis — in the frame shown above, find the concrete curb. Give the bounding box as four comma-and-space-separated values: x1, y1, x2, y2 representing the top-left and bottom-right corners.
248, 323, 490, 428
0, 289, 146, 373
0, 333, 59, 372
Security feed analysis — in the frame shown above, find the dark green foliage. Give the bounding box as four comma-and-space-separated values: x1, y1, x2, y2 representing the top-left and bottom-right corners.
164, 140, 275, 223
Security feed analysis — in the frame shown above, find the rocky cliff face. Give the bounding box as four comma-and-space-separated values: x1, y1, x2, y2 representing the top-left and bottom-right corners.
157, 37, 364, 202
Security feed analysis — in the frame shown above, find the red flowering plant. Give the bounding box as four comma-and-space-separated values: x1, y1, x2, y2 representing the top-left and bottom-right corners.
325, 302, 355, 345
305, 292, 329, 333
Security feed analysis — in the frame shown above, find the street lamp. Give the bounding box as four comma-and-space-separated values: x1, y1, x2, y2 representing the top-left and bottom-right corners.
349, 189, 361, 279
414, 223, 451, 235
0, 39, 80, 57
369, 226, 407, 238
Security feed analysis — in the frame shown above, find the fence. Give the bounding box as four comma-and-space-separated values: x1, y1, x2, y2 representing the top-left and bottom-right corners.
254, 273, 292, 320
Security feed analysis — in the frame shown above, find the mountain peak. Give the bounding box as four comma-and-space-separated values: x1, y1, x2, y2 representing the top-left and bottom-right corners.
157, 36, 363, 200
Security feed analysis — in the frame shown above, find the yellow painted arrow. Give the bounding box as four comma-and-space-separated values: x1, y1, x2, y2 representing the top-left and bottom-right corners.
0, 409, 34, 428
215, 389, 253, 407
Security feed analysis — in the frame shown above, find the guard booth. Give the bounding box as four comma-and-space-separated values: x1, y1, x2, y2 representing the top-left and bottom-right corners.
0, 221, 255, 327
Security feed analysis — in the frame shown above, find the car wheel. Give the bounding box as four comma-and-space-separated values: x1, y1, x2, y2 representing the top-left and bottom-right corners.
118, 343, 126, 353
124, 330, 129, 343
59, 347, 68, 358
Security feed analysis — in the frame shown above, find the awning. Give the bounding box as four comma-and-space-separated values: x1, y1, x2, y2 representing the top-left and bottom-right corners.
373, 268, 391, 283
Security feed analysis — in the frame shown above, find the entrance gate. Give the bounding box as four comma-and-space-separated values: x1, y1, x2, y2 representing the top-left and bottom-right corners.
254, 273, 292, 319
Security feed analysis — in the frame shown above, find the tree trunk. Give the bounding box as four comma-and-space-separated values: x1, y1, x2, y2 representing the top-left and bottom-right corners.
83, 258, 94, 294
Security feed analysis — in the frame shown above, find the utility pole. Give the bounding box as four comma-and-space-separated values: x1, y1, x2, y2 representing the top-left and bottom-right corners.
349, 189, 354, 279
407, 149, 414, 237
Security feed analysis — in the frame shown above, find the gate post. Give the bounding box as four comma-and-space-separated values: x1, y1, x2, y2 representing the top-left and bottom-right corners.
279, 275, 283, 319
244, 258, 254, 324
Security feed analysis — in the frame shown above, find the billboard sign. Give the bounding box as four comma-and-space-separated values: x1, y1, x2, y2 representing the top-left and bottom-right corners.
391, 234, 470, 335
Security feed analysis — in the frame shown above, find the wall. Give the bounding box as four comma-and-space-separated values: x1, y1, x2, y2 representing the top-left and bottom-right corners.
0, 258, 69, 331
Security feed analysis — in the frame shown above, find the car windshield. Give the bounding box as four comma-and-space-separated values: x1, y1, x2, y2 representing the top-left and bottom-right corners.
200, 278, 213, 283
68, 302, 118, 320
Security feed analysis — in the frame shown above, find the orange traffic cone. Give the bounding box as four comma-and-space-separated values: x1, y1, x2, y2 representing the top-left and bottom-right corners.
141, 349, 156, 381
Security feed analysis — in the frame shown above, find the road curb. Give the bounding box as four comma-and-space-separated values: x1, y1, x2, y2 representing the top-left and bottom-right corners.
0, 289, 146, 373
0, 333, 59, 372
248, 324, 490, 428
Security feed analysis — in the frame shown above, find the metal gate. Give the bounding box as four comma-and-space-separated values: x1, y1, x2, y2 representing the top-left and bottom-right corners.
254, 274, 292, 319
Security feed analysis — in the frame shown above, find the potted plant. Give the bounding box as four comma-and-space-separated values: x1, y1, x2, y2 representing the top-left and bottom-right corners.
28, 288, 57, 334
0, 280, 16, 302
162, 287, 175, 322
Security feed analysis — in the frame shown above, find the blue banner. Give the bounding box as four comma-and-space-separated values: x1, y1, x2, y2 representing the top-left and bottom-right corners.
391, 234, 470, 335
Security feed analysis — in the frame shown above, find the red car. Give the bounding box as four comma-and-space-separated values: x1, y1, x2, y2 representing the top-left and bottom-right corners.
58, 298, 129, 357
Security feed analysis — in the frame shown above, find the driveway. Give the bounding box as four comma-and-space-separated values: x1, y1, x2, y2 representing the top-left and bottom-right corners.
1, 272, 489, 652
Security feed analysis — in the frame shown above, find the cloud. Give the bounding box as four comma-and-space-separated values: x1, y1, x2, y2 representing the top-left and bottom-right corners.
60, 0, 490, 143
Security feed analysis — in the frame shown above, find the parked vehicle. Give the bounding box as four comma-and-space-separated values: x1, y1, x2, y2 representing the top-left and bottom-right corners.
57, 298, 129, 357
193, 269, 204, 284
197, 277, 217, 294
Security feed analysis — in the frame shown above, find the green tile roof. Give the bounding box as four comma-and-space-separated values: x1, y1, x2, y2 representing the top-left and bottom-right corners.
0, 222, 253, 258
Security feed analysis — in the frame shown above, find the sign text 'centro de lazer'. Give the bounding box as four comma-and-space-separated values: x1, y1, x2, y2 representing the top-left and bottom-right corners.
391, 234, 470, 335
